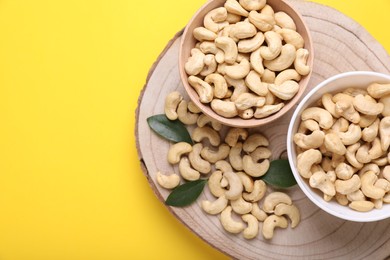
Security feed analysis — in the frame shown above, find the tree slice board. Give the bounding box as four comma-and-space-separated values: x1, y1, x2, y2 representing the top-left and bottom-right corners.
136, 1, 390, 259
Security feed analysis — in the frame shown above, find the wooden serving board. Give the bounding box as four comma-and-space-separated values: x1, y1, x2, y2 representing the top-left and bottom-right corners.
136, 1, 390, 259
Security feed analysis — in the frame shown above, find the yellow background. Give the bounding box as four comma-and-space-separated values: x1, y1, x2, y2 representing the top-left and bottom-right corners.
0, 0, 389, 259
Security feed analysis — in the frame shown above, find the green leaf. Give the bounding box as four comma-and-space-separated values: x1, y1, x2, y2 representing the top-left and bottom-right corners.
261, 159, 297, 188
147, 114, 193, 144
165, 179, 207, 207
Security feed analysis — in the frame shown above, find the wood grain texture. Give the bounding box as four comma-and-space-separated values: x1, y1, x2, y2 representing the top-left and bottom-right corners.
136, 1, 390, 259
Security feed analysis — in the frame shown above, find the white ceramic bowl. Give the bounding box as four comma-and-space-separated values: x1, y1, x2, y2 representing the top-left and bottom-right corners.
287, 71, 390, 222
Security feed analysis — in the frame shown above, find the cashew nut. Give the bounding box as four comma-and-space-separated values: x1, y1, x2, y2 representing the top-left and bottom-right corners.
220, 206, 245, 234
335, 175, 361, 195
346, 190, 366, 202
262, 215, 288, 239
201, 195, 228, 215
380, 117, 390, 151
229, 142, 244, 171
188, 75, 213, 103
224, 0, 249, 17
224, 171, 244, 200
335, 99, 360, 124
251, 202, 267, 221
226, 13, 242, 24
379, 94, 390, 117
238, 32, 265, 53
324, 133, 346, 155
359, 114, 377, 128
321, 93, 340, 118
231, 195, 253, 214
263, 192, 293, 213
309, 171, 336, 196
243, 179, 267, 202
294, 130, 325, 150
356, 143, 371, 164
260, 31, 282, 60
261, 68, 276, 83
243, 133, 269, 153
192, 126, 221, 146
367, 82, 390, 98
268, 80, 299, 100
188, 143, 211, 174
215, 36, 238, 64
277, 28, 304, 49
362, 118, 380, 142
225, 128, 248, 147
229, 21, 257, 40
205, 73, 228, 99
338, 123, 362, 146
196, 113, 222, 131
241, 214, 259, 239
301, 107, 333, 130
369, 137, 384, 160
204, 7, 228, 33
375, 178, 390, 192
245, 70, 268, 96
361, 171, 386, 199
249, 48, 265, 75
179, 157, 200, 181
263, 44, 296, 72
236, 171, 254, 192
208, 170, 226, 197
248, 10, 275, 32
335, 193, 349, 206
193, 27, 217, 42
335, 162, 354, 180
274, 69, 301, 85
274, 204, 300, 228
177, 100, 199, 125
156, 171, 180, 189
250, 147, 272, 162
225, 59, 251, 79
167, 142, 193, 164
353, 94, 384, 116
215, 160, 233, 173
200, 143, 230, 163
297, 149, 322, 178
239, 0, 266, 11
274, 11, 296, 30
242, 155, 270, 177
345, 143, 363, 169
332, 118, 349, 132
164, 91, 183, 120
238, 108, 254, 120
254, 103, 284, 118
185, 48, 205, 76
349, 200, 375, 212
224, 76, 249, 101
235, 92, 265, 110
211, 99, 238, 118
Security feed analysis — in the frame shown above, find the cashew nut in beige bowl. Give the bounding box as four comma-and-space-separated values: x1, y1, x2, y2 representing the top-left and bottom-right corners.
287, 71, 390, 222
179, 0, 313, 128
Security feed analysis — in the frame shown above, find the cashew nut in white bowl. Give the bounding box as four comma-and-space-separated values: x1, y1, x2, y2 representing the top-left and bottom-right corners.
361, 171, 386, 199
164, 91, 183, 120
293, 130, 325, 150
349, 200, 375, 212
362, 118, 380, 142
335, 99, 360, 124
337, 123, 362, 146
379, 95, 390, 117
324, 133, 346, 156
262, 215, 288, 240
335, 175, 361, 195
301, 107, 333, 130
367, 82, 390, 99
220, 206, 245, 234
296, 149, 322, 178
241, 214, 259, 239
262, 192, 292, 213
335, 162, 354, 180
201, 195, 228, 215
309, 171, 336, 197
380, 117, 390, 151
353, 94, 384, 116
346, 190, 366, 202
156, 172, 181, 190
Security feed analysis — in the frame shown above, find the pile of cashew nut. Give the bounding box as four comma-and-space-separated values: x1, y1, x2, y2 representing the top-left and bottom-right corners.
184, 0, 310, 119
294, 82, 390, 212
157, 91, 300, 239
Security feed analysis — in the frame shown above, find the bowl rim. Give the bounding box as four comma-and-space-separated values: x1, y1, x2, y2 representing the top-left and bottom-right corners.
178, 0, 314, 128
287, 70, 390, 222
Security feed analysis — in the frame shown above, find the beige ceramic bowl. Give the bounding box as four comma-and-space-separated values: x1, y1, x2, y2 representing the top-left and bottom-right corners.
179, 0, 313, 128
